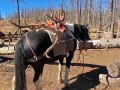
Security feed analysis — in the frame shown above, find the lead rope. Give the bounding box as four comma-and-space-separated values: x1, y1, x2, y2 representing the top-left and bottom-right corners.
25, 33, 38, 61
76, 50, 93, 81
77, 46, 96, 83
76, 50, 85, 74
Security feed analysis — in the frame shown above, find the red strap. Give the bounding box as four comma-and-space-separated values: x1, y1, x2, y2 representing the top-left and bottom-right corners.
25, 33, 38, 61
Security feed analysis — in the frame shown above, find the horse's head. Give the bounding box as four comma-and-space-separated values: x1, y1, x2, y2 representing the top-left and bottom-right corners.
74, 24, 90, 41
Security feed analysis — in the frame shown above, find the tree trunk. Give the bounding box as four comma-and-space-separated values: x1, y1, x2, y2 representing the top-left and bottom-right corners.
98, 0, 102, 38
110, 0, 115, 38
79, 0, 82, 24
70, 0, 74, 22
83, 0, 88, 25
117, 20, 120, 38
107, 60, 120, 77
88, 0, 92, 26
76, 0, 79, 24
61, 0, 64, 9
16, 0, 20, 26
78, 38, 120, 50
99, 74, 120, 86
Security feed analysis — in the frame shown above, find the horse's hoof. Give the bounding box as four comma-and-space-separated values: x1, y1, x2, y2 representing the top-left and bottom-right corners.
58, 79, 63, 84
65, 84, 70, 89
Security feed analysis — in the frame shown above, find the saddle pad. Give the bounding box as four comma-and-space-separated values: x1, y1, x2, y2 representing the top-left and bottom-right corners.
65, 23, 74, 33
53, 38, 74, 56
45, 30, 56, 42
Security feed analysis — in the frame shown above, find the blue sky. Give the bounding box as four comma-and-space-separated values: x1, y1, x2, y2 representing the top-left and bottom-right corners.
0, 0, 106, 19
0, 0, 61, 18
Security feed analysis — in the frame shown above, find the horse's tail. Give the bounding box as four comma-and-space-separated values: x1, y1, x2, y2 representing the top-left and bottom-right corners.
14, 43, 26, 90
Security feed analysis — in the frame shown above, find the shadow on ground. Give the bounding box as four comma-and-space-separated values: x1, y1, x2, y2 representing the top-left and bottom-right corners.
61, 63, 107, 90
0, 56, 13, 63
46, 61, 108, 90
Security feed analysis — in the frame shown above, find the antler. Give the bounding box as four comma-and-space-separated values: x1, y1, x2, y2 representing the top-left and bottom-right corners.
9, 20, 45, 30
43, 9, 49, 22
58, 9, 66, 20
43, 9, 66, 26
43, 9, 66, 58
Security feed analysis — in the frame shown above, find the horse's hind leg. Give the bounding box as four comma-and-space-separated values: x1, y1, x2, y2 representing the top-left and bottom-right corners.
12, 64, 28, 90
58, 57, 64, 84
31, 61, 45, 90
34, 74, 42, 90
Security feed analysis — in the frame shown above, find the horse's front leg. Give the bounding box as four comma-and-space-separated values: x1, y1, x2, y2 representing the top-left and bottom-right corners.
64, 52, 74, 87
58, 58, 64, 84
64, 65, 70, 87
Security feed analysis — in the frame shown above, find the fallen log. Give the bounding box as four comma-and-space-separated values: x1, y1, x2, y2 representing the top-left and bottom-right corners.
99, 74, 120, 86
77, 38, 120, 50
4, 42, 16, 46
0, 39, 4, 47
107, 60, 120, 77
0, 46, 14, 55
90, 38, 120, 48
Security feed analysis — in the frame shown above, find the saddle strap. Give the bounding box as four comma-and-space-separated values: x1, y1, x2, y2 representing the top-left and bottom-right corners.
25, 33, 38, 61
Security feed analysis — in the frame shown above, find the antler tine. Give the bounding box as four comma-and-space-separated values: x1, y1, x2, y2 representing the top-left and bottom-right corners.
23, 18, 34, 30
35, 18, 41, 23
60, 9, 66, 20
24, 18, 28, 25
63, 10, 66, 18
50, 11, 52, 18
56, 9, 61, 20
43, 9, 64, 25
54, 10, 57, 19
50, 10, 54, 19
8, 20, 22, 29
43, 9, 48, 22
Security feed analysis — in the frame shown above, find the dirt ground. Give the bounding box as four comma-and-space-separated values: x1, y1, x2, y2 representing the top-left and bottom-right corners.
0, 48, 120, 90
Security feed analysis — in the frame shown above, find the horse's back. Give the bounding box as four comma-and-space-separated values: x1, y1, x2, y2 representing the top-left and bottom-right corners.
15, 30, 52, 59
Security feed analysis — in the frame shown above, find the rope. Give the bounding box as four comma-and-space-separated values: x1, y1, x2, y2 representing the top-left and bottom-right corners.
25, 33, 38, 61
76, 50, 85, 74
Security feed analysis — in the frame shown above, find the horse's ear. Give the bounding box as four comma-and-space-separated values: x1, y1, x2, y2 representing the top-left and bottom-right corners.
85, 24, 91, 31
85, 24, 88, 28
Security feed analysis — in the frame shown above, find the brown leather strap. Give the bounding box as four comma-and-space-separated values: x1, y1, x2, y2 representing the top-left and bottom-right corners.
25, 33, 38, 61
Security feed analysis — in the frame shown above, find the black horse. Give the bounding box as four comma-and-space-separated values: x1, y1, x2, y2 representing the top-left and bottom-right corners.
13, 23, 90, 90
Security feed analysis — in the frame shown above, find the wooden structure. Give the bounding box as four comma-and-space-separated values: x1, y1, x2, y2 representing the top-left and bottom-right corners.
99, 60, 120, 86
0, 31, 5, 39
0, 46, 14, 55
77, 38, 120, 50
107, 60, 120, 77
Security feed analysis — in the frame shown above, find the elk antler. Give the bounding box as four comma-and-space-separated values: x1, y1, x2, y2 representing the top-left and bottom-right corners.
43, 9, 66, 58
43, 9, 49, 22
9, 20, 45, 30
35, 18, 41, 23
43, 9, 66, 26
58, 9, 66, 20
